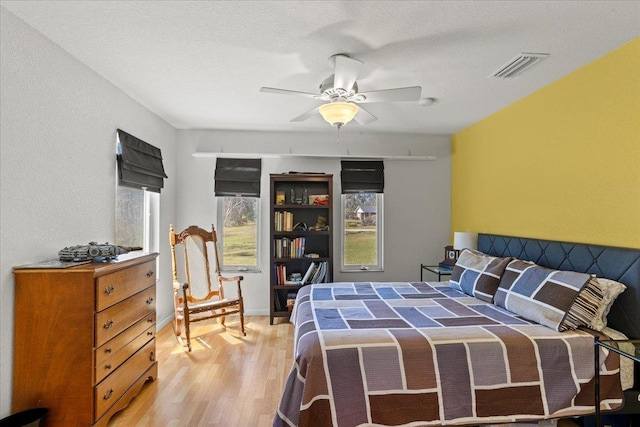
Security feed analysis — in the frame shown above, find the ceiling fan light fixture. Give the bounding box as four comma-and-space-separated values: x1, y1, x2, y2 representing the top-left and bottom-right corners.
319, 102, 359, 127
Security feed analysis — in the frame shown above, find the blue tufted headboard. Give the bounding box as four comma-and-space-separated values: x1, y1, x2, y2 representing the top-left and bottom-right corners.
478, 234, 640, 340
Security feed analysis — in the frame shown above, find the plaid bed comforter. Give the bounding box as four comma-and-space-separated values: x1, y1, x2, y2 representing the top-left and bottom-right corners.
274, 282, 622, 427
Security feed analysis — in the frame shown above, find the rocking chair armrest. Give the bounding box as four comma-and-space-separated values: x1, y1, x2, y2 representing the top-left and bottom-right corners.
173, 281, 190, 291
219, 275, 244, 282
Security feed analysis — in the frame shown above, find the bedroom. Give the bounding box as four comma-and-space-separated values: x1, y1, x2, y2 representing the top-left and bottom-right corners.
0, 1, 638, 426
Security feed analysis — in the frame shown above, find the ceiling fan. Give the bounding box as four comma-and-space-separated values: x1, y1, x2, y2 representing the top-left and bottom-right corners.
260, 54, 422, 129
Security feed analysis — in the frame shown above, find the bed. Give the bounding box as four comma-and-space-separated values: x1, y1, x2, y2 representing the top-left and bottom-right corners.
273, 234, 640, 427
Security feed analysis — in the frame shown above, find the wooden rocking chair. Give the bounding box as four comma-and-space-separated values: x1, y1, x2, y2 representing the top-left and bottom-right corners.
169, 224, 245, 351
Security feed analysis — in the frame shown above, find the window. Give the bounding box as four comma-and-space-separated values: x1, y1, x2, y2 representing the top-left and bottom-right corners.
114, 180, 159, 252
115, 185, 144, 248
214, 158, 262, 272
340, 160, 384, 272
115, 130, 165, 251
217, 196, 260, 272
341, 192, 383, 271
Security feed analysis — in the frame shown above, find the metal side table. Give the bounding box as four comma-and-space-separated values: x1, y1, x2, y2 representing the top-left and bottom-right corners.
420, 264, 452, 281
594, 337, 640, 427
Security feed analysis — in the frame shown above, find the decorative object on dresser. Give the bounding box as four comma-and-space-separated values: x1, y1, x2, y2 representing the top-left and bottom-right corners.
58, 242, 142, 262
12, 252, 159, 427
270, 173, 333, 324
169, 224, 245, 352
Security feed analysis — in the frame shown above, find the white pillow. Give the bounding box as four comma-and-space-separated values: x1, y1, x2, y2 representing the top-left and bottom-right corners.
589, 278, 627, 331
601, 327, 634, 390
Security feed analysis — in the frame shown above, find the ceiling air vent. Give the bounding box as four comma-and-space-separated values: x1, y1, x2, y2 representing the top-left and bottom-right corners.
490, 52, 549, 79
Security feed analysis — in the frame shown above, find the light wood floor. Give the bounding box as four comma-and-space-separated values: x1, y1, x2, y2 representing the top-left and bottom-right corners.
107, 316, 294, 427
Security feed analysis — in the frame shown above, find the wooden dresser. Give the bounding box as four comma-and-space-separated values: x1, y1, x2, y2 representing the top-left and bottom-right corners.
12, 252, 159, 427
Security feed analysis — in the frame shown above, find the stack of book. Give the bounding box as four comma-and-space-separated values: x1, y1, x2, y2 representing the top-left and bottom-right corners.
273, 237, 306, 258
274, 265, 310, 285
274, 211, 294, 231
301, 261, 328, 285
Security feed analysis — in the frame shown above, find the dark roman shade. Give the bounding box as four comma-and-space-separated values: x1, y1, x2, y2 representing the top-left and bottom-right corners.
340, 160, 384, 194
117, 129, 168, 193
214, 158, 262, 197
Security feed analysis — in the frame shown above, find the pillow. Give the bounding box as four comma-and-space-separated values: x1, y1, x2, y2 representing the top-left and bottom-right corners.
601, 326, 634, 390
589, 278, 626, 331
560, 277, 603, 330
449, 249, 511, 302
494, 259, 594, 331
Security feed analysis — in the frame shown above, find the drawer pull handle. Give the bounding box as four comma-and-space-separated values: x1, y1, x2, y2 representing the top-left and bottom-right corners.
146, 270, 154, 277
105, 348, 112, 354
104, 285, 115, 295
103, 389, 113, 400
146, 297, 154, 305
147, 318, 153, 323
150, 351, 156, 362
147, 331, 154, 336
105, 364, 112, 370
103, 320, 114, 330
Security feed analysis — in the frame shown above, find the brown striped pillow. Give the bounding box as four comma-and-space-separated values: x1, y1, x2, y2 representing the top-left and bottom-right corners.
560, 277, 604, 331
494, 260, 595, 331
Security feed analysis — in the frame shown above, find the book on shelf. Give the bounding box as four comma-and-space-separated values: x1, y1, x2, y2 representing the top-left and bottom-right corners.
274, 237, 306, 258
275, 263, 310, 285
300, 260, 327, 285
277, 263, 286, 285
310, 261, 326, 284
274, 210, 294, 231
301, 262, 316, 285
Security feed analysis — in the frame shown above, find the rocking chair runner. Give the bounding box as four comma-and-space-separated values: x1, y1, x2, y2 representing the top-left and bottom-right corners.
169, 224, 246, 351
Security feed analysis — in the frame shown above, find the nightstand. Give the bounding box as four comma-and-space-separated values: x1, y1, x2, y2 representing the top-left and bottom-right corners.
594, 337, 640, 427
420, 264, 452, 281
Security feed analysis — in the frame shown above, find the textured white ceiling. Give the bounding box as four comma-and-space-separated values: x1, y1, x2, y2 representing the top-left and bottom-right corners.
2, 1, 638, 135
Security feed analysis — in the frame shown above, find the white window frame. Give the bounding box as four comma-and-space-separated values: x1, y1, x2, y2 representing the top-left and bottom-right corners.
146, 191, 159, 253
340, 193, 384, 272
114, 186, 159, 253
216, 196, 261, 273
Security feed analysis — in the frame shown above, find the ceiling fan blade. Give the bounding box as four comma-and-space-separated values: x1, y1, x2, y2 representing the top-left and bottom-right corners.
260, 87, 318, 99
354, 105, 377, 125
333, 55, 363, 93
291, 106, 320, 122
356, 86, 422, 103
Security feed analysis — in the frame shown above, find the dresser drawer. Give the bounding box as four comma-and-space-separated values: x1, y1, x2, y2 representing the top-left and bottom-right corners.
95, 286, 155, 347
96, 260, 156, 311
95, 313, 155, 367
95, 318, 156, 384
94, 338, 156, 420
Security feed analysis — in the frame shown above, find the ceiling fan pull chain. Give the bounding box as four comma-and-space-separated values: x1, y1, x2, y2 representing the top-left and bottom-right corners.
336, 125, 341, 143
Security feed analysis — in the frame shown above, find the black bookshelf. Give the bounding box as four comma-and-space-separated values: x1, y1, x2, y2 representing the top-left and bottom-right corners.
269, 173, 333, 324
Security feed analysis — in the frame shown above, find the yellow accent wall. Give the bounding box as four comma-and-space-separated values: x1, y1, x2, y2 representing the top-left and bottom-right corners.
452, 37, 640, 249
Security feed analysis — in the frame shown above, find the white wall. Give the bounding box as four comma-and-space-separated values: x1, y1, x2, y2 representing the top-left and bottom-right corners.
176, 130, 451, 315
0, 8, 177, 417
0, 5, 452, 418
